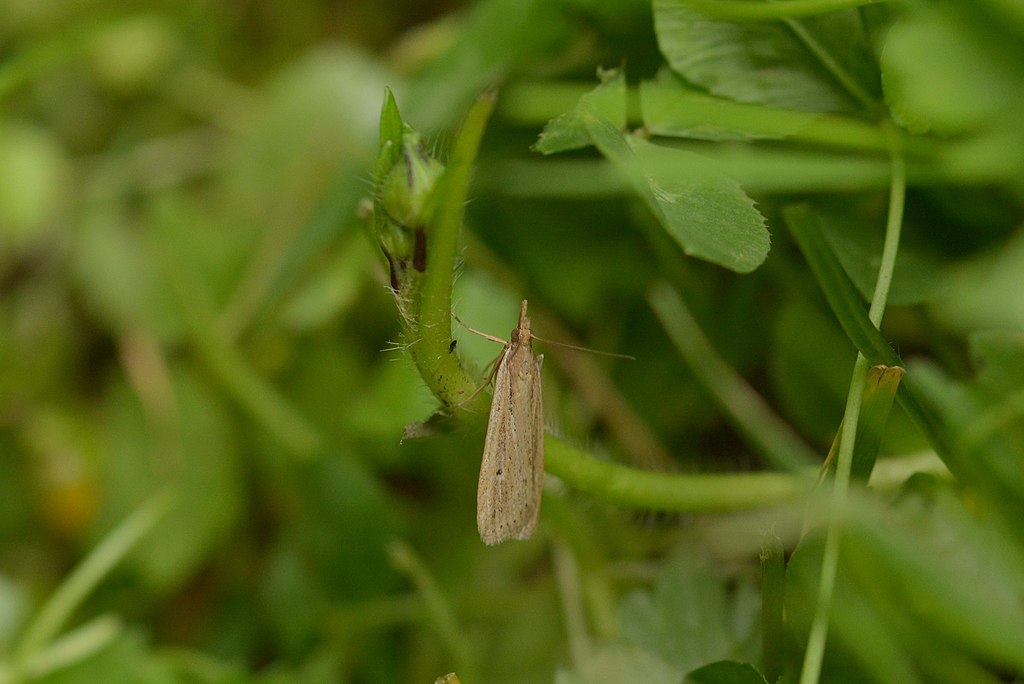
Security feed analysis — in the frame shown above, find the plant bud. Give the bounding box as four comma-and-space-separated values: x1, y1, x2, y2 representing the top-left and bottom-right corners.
379, 133, 444, 228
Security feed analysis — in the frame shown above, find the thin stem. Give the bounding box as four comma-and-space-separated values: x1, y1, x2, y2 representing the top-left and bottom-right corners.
412, 91, 497, 409
12, 492, 174, 667
869, 126, 907, 327
546, 436, 810, 511
761, 533, 790, 682
799, 125, 906, 684
553, 542, 591, 669
798, 353, 870, 684
415, 92, 495, 401
18, 615, 123, 680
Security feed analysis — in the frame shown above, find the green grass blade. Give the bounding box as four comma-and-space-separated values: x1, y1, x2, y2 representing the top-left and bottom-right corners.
783, 205, 957, 471
12, 491, 175, 666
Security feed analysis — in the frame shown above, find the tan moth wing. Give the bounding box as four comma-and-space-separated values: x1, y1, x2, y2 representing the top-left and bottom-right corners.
477, 301, 545, 545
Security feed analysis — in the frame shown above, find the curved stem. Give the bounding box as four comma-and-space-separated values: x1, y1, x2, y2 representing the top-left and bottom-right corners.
546, 436, 810, 511
413, 91, 497, 409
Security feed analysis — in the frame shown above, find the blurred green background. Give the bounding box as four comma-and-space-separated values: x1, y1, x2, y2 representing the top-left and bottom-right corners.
3, 0, 1024, 682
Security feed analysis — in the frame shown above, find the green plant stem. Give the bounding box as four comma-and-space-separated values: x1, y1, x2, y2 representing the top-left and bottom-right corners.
760, 533, 790, 682
12, 491, 174, 668
546, 437, 810, 511
413, 91, 497, 408
552, 542, 591, 670
799, 354, 870, 684
17, 615, 123, 681
868, 126, 907, 327
649, 283, 819, 472
800, 126, 905, 684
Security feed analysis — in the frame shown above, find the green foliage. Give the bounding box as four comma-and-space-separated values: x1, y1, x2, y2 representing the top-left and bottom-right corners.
653, 0, 878, 112
618, 550, 759, 672
2, 0, 1024, 682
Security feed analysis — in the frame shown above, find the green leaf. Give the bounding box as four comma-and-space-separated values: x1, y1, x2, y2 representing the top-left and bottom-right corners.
932, 229, 1024, 332
906, 356, 1024, 529
620, 549, 757, 673
377, 87, 406, 181
34, 628, 178, 684
881, 11, 1015, 134
970, 330, 1024, 394
852, 364, 904, 480
582, 111, 769, 272
259, 541, 331, 658
558, 644, 682, 684
689, 146, 892, 194
653, 0, 875, 113
535, 67, 628, 154
294, 452, 402, 600
278, 233, 370, 331
641, 69, 895, 154
218, 47, 390, 338
768, 298, 854, 444
785, 532, 920, 683
686, 660, 768, 684
98, 368, 244, 592
782, 205, 894, 365
71, 206, 182, 340
14, 495, 172, 665
843, 489, 1024, 673
0, 123, 68, 247
403, 0, 577, 128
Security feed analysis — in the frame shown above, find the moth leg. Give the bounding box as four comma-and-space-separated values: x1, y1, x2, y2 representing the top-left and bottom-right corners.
450, 347, 507, 410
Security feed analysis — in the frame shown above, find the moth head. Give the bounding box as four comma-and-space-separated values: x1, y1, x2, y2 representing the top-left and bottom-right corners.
511, 299, 532, 345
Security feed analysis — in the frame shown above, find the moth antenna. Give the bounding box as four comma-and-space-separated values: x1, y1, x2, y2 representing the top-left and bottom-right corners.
531, 334, 635, 360
452, 312, 507, 345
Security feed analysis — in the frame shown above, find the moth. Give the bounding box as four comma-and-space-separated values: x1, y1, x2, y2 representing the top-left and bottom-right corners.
459, 300, 632, 545
475, 300, 545, 545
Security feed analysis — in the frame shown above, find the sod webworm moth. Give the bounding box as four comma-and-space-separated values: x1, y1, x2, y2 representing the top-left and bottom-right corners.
475, 300, 545, 545
459, 300, 631, 545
